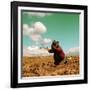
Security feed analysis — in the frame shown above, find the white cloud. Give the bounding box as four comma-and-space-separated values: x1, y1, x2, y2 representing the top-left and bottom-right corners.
23, 22, 47, 35
23, 21, 52, 47
67, 47, 79, 53
30, 34, 42, 41
23, 46, 53, 57
34, 22, 47, 33
42, 38, 52, 45
23, 21, 47, 42
66, 47, 79, 56
23, 12, 52, 17
23, 47, 31, 56
23, 24, 34, 35
23, 24, 28, 30
27, 46, 39, 50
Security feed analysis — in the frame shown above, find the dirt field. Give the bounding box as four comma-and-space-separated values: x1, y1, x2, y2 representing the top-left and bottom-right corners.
22, 56, 79, 77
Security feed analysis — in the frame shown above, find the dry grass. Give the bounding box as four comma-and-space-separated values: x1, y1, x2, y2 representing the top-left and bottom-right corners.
22, 56, 79, 77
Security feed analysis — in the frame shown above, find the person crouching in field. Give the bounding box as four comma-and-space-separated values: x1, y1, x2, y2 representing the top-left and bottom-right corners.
48, 40, 65, 65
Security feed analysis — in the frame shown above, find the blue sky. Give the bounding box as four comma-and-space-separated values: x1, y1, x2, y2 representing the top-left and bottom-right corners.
22, 11, 79, 52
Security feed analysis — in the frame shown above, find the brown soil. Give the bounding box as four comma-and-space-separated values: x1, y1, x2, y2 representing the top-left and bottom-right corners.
22, 56, 79, 77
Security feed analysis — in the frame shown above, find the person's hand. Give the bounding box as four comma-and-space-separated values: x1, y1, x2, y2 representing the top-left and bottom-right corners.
53, 45, 57, 49
45, 48, 50, 51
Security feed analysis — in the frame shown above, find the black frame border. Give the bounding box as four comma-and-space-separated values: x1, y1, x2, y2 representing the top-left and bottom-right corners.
11, 1, 88, 88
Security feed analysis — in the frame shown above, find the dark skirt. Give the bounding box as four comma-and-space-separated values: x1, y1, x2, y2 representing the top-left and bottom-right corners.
54, 54, 65, 65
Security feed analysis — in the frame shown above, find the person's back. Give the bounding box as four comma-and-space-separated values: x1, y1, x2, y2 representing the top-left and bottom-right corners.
48, 40, 65, 65
54, 47, 65, 60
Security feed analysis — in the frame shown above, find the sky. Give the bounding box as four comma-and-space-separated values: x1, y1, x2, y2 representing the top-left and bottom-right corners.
21, 11, 79, 52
